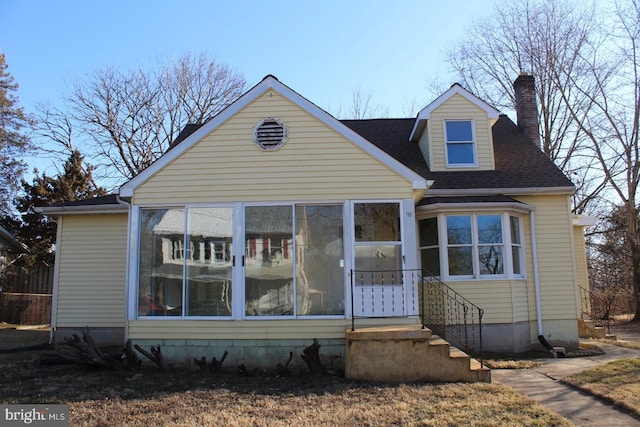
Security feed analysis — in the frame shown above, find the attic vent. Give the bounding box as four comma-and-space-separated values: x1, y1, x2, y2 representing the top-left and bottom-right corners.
254, 117, 287, 150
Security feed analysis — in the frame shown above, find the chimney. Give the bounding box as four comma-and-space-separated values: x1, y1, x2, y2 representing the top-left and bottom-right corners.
513, 74, 540, 147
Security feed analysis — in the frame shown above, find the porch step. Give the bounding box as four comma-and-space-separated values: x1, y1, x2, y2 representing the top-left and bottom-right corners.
578, 319, 606, 339
345, 325, 490, 383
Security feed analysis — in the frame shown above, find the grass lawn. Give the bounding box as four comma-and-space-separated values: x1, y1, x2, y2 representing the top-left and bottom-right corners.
562, 358, 640, 417
0, 326, 574, 427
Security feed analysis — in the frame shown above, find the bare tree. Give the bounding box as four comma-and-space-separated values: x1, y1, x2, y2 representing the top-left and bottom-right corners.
557, 0, 640, 319
346, 87, 388, 119
446, 0, 605, 214
37, 52, 246, 188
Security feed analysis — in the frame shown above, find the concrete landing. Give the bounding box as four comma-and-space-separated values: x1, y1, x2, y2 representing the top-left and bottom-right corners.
345, 324, 489, 383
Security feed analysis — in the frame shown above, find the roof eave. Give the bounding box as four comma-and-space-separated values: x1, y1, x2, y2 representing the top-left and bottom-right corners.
426, 186, 576, 196
36, 204, 129, 216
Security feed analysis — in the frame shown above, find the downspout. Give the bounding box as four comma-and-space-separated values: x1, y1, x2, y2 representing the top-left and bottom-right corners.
116, 195, 132, 345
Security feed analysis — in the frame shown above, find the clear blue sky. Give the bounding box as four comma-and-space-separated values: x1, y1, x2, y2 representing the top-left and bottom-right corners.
1, 0, 494, 177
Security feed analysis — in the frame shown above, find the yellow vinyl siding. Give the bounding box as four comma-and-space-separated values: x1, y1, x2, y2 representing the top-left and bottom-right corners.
418, 125, 430, 166
133, 91, 412, 204
446, 280, 528, 324
128, 317, 416, 341
518, 194, 579, 321
55, 214, 127, 328
428, 94, 495, 172
573, 224, 589, 290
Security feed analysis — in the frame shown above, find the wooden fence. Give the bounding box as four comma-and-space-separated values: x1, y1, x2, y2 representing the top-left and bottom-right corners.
0, 265, 53, 325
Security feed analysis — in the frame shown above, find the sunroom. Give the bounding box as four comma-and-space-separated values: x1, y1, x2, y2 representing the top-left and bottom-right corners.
132, 200, 420, 321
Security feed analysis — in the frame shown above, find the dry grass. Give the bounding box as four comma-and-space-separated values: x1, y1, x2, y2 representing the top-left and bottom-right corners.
562, 358, 640, 417
0, 326, 573, 427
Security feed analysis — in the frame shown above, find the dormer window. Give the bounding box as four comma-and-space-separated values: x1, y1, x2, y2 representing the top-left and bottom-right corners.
445, 120, 477, 167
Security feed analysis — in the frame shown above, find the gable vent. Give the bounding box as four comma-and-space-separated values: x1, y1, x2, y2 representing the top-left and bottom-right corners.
254, 117, 287, 150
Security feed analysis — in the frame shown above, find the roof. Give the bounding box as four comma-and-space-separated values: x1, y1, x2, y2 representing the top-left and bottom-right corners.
409, 83, 500, 142
0, 225, 29, 253
119, 75, 428, 198
36, 194, 127, 215
341, 115, 574, 194
39, 77, 574, 212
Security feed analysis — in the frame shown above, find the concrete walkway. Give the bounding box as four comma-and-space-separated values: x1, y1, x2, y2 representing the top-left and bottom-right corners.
492, 341, 640, 426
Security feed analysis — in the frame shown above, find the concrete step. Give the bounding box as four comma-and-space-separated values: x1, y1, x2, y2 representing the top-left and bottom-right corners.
345, 327, 490, 383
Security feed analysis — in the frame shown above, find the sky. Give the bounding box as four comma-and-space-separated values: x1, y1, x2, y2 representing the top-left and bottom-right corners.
1, 0, 495, 178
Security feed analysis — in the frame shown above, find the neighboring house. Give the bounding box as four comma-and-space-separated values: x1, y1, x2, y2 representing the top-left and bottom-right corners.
39, 75, 592, 368
0, 225, 28, 281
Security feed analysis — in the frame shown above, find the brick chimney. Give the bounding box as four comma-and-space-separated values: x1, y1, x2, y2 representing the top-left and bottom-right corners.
513, 74, 541, 147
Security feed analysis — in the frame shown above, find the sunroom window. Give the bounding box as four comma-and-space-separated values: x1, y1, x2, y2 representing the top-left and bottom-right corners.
137, 203, 346, 318
445, 120, 476, 166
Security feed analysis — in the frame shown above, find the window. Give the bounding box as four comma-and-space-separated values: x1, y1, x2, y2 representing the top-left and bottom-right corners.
418, 213, 524, 280
354, 203, 402, 284
138, 203, 346, 318
445, 120, 476, 166
418, 217, 440, 276
510, 216, 523, 276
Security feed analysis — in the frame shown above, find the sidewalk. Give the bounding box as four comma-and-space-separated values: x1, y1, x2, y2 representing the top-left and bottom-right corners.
492, 341, 640, 426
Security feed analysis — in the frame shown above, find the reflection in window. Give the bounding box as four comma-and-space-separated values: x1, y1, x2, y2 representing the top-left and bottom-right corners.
138, 209, 184, 316
447, 216, 473, 276
478, 215, 503, 275
445, 120, 476, 166
419, 217, 440, 276
244, 206, 294, 316
442, 214, 512, 278
185, 207, 233, 316
354, 203, 402, 284
295, 205, 344, 315
510, 216, 523, 276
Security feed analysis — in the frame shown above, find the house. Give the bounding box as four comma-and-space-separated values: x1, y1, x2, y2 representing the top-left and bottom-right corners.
39, 74, 591, 373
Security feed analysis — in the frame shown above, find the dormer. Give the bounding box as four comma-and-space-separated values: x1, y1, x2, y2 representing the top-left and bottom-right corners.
409, 84, 500, 172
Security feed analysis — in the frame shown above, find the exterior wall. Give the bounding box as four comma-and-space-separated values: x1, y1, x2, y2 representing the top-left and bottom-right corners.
518, 194, 579, 348
127, 317, 416, 341
427, 93, 495, 172
418, 124, 430, 167
573, 224, 590, 291
53, 214, 128, 343
129, 317, 417, 368
132, 337, 346, 371
133, 91, 413, 205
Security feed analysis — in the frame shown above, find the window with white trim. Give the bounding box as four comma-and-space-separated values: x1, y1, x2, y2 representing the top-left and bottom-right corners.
418, 213, 524, 280
445, 120, 476, 166
353, 202, 402, 284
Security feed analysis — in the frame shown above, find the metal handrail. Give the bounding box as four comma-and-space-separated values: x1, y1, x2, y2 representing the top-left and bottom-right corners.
420, 271, 484, 366
349, 268, 485, 367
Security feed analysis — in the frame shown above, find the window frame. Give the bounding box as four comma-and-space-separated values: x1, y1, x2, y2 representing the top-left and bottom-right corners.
417, 211, 527, 281
444, 119, 478, 167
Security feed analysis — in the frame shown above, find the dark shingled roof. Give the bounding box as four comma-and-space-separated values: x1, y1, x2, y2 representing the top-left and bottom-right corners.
341, 115, 573, 190
417, 195, 522, 207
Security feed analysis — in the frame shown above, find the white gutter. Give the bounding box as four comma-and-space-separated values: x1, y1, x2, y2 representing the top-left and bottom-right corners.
116, 195, 132, 345
530, 210, 544, 335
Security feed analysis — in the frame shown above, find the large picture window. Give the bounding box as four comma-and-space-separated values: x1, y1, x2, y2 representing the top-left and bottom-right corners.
137, 203, 347, 318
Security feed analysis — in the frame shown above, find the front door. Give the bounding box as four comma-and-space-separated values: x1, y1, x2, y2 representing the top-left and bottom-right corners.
352, 202, 406, 317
